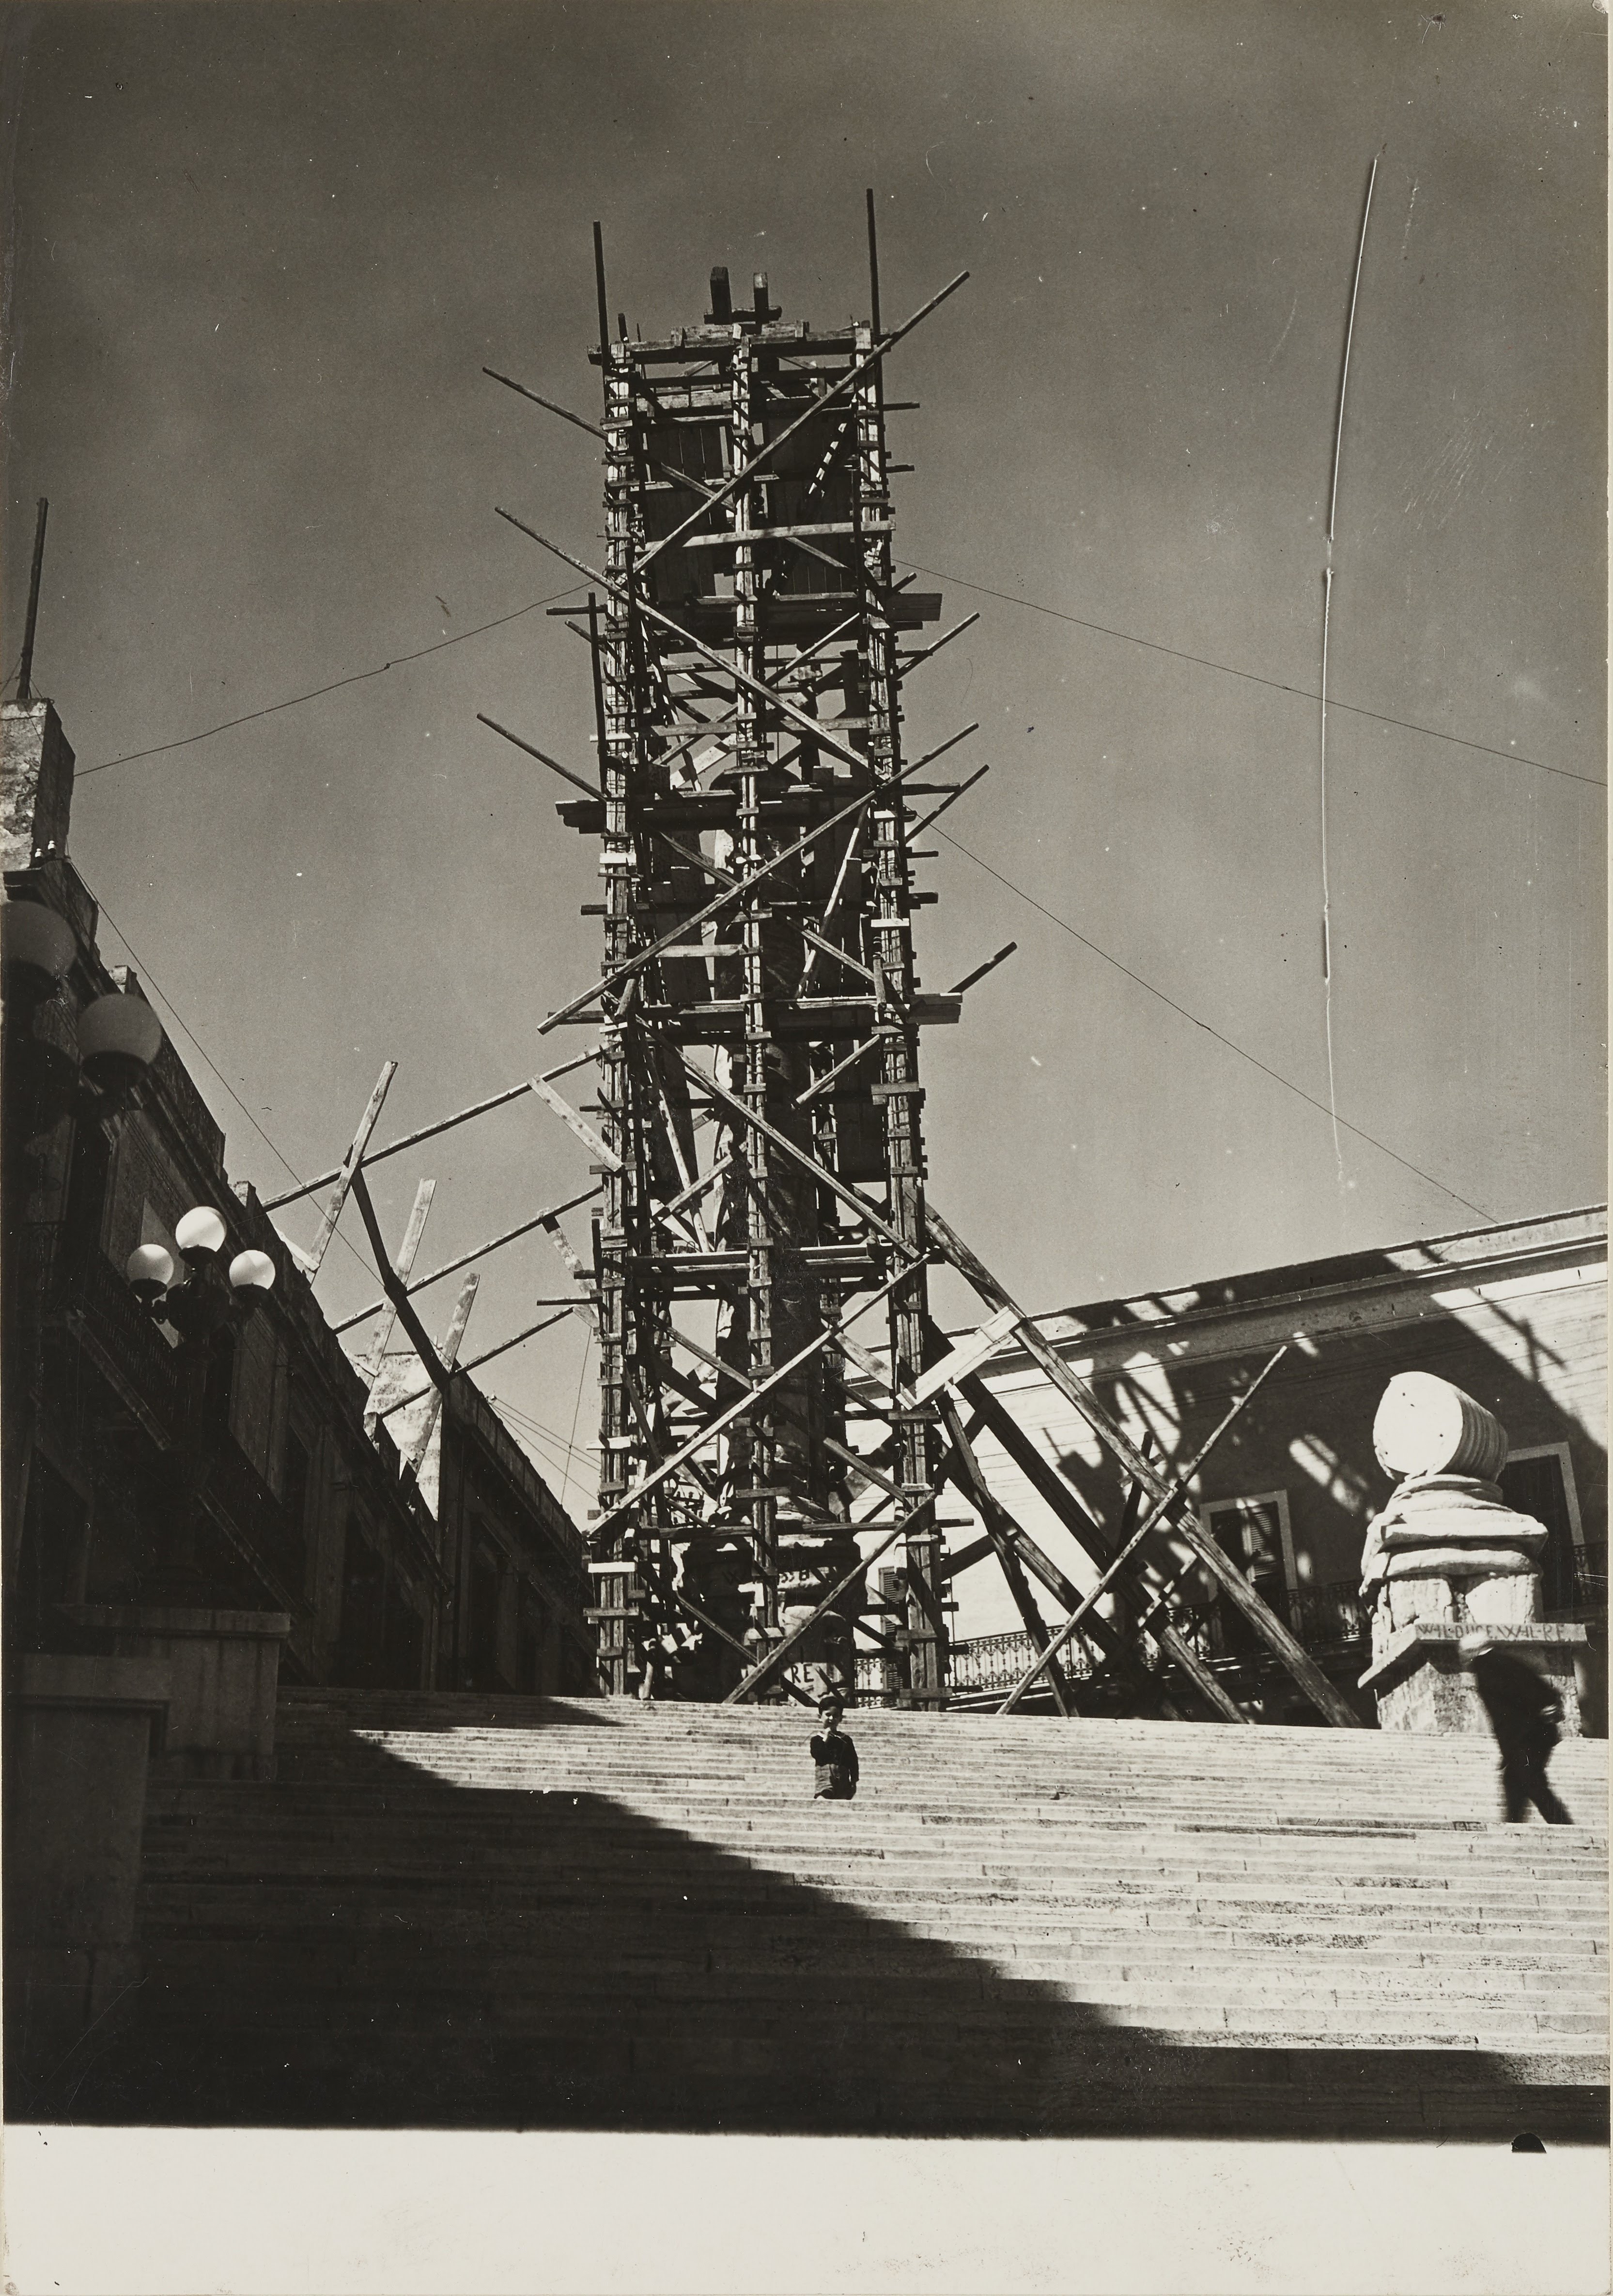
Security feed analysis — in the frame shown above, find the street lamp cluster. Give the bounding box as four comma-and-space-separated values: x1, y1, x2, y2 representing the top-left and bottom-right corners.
3, 892, 279, 1610
127, 1208, 276, 1334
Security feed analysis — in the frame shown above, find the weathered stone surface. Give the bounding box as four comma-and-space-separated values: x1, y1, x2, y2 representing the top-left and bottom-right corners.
1363, 1620, 1589, 1736
3, 1655, 170, 2072
0, 701, 74, 870
59, 1606, 290, 1780
38, 1690, 1607, 2137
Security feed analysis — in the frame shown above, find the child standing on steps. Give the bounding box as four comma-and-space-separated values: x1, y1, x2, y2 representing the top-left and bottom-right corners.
810, 1694, 859, 1801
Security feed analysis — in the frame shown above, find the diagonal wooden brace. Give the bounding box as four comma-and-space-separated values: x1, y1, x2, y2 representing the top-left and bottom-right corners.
636, 266, 969, 570
928, 1205, 1360, 1728
399, 1272, 481, 1482
538, 736, 968, 1034
589, 1264, 911, 1541
996, 1346, 1288, 1714
935, 1390, 1076, 1717
295, 1062, 397, 1278
954, 1372, 1241, 1724
361, 1177, 436, 1374
692, 1062, 919, 1264
349, 1169, 454, 1396
723, 1495, 932, 1706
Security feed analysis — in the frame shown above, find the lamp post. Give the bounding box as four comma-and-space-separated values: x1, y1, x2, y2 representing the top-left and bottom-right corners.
123, 1208, 275, 1600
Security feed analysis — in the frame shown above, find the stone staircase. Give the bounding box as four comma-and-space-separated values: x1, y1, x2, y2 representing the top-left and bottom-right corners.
50, 1691, 1608, 2137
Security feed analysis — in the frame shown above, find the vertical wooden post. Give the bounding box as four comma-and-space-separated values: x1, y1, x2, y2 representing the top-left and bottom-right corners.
16, 499, 48, 706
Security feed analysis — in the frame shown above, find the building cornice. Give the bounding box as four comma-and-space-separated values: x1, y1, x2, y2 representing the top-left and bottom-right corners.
979, 1209, 1608, 1393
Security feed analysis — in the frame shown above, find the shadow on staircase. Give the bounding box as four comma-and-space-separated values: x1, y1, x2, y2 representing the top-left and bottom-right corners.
29, 1721, 1608, 2143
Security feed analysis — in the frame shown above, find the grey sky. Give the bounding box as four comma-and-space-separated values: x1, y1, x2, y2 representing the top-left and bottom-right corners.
2, 1, 1604, 1556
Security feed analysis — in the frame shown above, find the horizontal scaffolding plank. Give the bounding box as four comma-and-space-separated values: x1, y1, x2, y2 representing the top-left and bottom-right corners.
657, 595, 941, 643
633, 994, 962, 1041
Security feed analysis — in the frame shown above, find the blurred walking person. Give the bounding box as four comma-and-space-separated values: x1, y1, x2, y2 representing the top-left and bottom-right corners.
1458, 1631, 1572, 1824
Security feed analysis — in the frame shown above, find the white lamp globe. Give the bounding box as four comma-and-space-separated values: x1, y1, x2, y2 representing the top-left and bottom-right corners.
76, 992, 164, 1090
228, 1249, 276, 1294
174, 1206, 228, 1259
125, 1243, 175, 1302
1, 900, 77, 984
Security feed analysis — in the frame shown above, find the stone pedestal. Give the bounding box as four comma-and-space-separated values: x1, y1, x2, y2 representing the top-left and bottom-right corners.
1361, 1620, 1590, 1735
1369, 1567, 1538, 1661
4, 1654, 171, 2082
58, 1605, 290, 1780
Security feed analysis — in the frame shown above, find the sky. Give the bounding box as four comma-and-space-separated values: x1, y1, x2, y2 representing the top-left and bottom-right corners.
0, 0, 1604, 1575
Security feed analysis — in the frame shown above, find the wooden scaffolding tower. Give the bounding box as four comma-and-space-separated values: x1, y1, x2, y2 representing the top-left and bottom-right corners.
518, 222, 975, 1704
486, 205, 1363, 1729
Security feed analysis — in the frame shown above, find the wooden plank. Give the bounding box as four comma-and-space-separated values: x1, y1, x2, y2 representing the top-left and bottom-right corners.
929, 1205, 1360, 1728
399, 1274, 480, 1481
937, 1530, 994, 1582
996, 1346, 1288, 1715
694, 1064, 919, 1263
793, 1032, 880, 1107
908, 1307, 1019, 1406
680, 519, 891, 546
336, 1182, 602, 1336
371, 1310, 574, 1421
589, 1265, 909, 1540
538, 737, 964, 1035
723, 1500, 926, 1706
477, 713, 601, 798
297, 1062, 397, 1278
934, 1407, 1181, 1715
530, 1076, 624, 1173
634, 267, 969, 571
361, 1178, 436, 1374
349, 1169, 453, 1397
955, 1371, 1229, 1723
848, 1310, 1164, 1712
501, 509, 874, 777
261, 1050, 597, 1211
936, 1391, 1074, 1717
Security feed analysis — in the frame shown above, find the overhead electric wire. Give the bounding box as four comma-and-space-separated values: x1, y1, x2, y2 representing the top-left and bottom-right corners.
87, 905, 597, 1462
933, 826, 1496, 1223
76, 586, 585, 780
66, 520, 1540, 1253
559, 1328, 593, 1510
483, 1394, 592, 1464
66, 566, 1594, 795
896, 559, 1604, 792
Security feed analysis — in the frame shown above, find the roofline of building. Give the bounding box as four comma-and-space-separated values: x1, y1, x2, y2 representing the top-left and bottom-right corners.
969, 1203, 1608, 1385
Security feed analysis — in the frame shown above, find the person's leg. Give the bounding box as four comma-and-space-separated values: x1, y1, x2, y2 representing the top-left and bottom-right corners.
1530, 1770, 1573, 1823
1525, 1733, 1573, 1824
1499, 1744, 1531, 1822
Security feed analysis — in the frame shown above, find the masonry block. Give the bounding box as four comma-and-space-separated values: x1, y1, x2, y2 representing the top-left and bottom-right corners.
1361, 1620, 1589, 1736
58, 1605, 291, 1779
4, 1654, 170, 2083
1, 701, 75, 869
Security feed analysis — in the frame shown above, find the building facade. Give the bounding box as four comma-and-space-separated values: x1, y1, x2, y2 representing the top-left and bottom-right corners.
888, 1208, 1606, 1722
3, 697, 591, 1695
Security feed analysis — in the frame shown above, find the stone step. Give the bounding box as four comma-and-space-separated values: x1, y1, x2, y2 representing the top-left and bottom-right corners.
134, 1843, 1608, 1890
268, 1742, 1608, 1790
139, 1865, 1609, 1905
132, 1933, 1601, 2007
143, 1790, 1610, 1838
134, 1918, 1602, 1982
62, 1693, 1604, 2137
114, 1982, 1611, 2054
